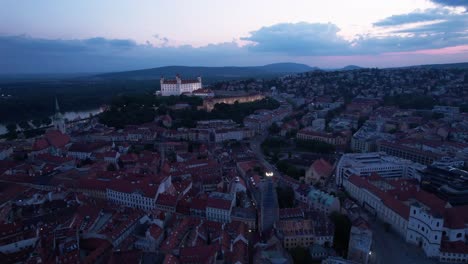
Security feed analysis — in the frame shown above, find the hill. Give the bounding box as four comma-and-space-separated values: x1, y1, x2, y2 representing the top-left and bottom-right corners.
340, 65, 362, 71
94, 63, 316, 81
410, 62, 468, 70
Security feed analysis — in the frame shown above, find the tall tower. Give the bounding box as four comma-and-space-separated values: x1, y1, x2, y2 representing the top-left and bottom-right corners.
260, 173, 279, 234
53, 97, 66, 133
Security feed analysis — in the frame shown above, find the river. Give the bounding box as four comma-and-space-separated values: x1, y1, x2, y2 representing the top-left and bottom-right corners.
0, 108, 103, 135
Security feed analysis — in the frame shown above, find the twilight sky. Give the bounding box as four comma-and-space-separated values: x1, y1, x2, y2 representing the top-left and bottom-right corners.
0, 0, 467, 73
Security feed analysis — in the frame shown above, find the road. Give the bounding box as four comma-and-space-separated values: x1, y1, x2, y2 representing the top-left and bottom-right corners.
369, 218, 437, 264
249, 133, 283, 178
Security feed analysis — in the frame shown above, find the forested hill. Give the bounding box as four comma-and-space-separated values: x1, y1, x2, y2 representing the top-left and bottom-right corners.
409, 62, 468, 70
93, 63, 318, 80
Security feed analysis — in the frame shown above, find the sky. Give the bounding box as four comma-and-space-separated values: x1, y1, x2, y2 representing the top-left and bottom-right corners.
0, 0, 467, 73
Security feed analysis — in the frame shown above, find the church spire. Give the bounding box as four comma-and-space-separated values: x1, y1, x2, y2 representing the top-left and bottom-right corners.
55, 97, 61, 113
53, 97, 66, 134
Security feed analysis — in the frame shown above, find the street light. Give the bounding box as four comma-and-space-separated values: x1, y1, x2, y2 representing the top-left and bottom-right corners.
265, 172, 274, 177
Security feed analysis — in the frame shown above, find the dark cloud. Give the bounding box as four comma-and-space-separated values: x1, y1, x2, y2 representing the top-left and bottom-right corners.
373, 8, 452, 26
1, 18, 467, 73
84, 37, 136, 49
368, 8, 468, 54
0, 35, 262, 73
373, 8, 468, 50
430, 0, 468, 8
354, 33, 466, 54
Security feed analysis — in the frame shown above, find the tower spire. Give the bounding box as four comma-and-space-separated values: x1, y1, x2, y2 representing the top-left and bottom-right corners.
53, 97, 66, 133
55, 97, 61, 113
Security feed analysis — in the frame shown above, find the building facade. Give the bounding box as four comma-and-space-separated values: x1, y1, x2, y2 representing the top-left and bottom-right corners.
336, 152, 426, 186
160, 75, 202, 96
343, 174, 468, 262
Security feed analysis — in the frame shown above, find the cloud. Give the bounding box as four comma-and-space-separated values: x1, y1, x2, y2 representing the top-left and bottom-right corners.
353, 33, 467, 54
241, 22, 351, 56
84, 37, 136, 49
1, 18, 467, 73
369, 8, 468, 53
0, 35, 267, 73
241, 21, 468, 55
429, 0, 468, 8
373, 8, 452, 26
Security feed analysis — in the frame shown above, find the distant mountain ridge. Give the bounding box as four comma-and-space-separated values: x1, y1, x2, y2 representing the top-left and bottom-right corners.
93, 61, 468, 82
95, 63, 317, 81
407, 62, 468, 70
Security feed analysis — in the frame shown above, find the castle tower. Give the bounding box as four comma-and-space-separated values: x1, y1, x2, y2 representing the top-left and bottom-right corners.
53, 97, 66, 133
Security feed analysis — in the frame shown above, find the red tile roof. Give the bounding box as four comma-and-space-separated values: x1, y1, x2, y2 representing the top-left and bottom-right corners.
179, 245, 218, 264
206, 197, 232, 210
311, 158, 333, 177
32, 138, 49, 151
44, 130, 70, 148
148, 224, 163, 239
190, 197, 207, 211
440, 240, 468, 254
443, 205, 468, 229
156, 193, 178, 207
348, 175, 410, 218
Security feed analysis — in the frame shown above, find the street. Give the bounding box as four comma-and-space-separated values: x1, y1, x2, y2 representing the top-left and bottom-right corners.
370, 219, 437, 264
249, 133, 283, 178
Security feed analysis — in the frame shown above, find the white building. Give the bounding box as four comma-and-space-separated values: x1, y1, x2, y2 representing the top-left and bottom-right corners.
406, 203, 443, 257
214, 128, 253, 142
343, 174, 468, 262
160, 75, 202, 96
307, 189, 340, 215
206, 192, 235, 223
336, 152, 426, 186
106, 176, 172, 211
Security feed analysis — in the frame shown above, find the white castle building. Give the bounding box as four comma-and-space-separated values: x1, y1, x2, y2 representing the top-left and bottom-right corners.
159, 75, 202, 96
336, 152, 426, 186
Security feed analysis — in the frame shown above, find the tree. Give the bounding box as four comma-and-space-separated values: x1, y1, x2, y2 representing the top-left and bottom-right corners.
268, 122, 281, 134
144, 143, 154, 151
167, 151, 177, 163
276, 160, 304, 180
261, 137, 287, 156
358, 116, 368, 128
289, 247, 313, 264
32, 119, 42, 128
18, 120, 30, 130
6, 123, 16, 133
431, 112, 444, 119
42, 117, 52, 125
276, 186, 295, 208
107, 163, 116, 171
253, 166, 264, 175
5, 123, 18, 139
296, 139, 335, 153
